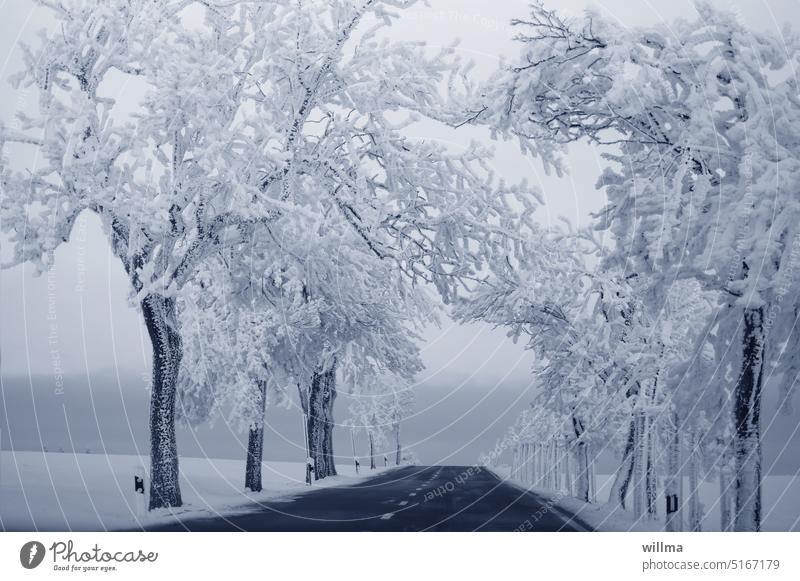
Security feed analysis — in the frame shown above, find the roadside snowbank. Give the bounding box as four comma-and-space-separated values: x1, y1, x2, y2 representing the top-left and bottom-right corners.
492, 466, 800, 532
0, 451, 383, 531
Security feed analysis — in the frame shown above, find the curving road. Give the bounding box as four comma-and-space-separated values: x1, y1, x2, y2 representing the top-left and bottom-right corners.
144, 465, 591, 532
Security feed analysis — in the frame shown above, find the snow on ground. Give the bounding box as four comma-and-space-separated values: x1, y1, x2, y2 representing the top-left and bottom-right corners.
494, 466, 800, 532
0, 451, 385, 531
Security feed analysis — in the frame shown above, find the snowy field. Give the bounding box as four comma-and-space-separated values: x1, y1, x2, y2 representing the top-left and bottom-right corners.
0, 451, 382, 531
498, 468, 800, 532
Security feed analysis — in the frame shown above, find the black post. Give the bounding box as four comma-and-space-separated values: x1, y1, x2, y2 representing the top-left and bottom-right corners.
666, 493, 679, 517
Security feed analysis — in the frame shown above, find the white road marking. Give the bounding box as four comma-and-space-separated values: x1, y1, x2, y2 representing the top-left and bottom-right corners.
398, 500, 409, 506
380, 513, 394, 520
409, 493, 416, 497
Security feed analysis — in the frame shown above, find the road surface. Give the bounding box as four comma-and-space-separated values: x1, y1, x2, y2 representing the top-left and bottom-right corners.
144, 465, 592, 531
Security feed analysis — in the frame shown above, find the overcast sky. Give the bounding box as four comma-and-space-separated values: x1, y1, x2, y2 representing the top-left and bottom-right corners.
1, 0, 799, 465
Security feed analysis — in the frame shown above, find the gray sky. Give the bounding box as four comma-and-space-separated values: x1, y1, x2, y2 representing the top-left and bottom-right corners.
2, 0, 799, 465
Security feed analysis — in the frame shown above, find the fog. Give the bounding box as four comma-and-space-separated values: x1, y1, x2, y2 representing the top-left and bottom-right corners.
2, 0, 799, 467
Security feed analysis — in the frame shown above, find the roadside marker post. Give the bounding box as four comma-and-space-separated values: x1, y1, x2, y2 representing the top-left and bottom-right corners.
134, 464, 146, 518
666, 493, 679, 516
350, 428, 359, 473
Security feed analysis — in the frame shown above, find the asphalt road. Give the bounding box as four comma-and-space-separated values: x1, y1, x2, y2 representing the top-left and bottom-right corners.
145, 465, 591, 531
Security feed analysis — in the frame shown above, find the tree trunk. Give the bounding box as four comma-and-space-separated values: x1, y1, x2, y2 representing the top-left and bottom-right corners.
572, 417, 590, 502
529, 443, 535, 485
528, 443, 535, 485
573, 441, 590, 501
245, 424, 264, 492
307, 373, 325, 480
511, 445, 518, 477
688, 430, 703, 531
394, 420, 401, 466
307, 362, 337, 480
645, 415, 657, 518
564, 441, 573, 495
244, 381, 267, 492
536, 444, 544, 486
632, 412, 648, 518
298, 385, 312, 485
719, 437, 735, 531
720, 469, 734, 531
609, 418, 636, 509
369, 430, 376, 470
554, 440, 563, 492
520, 444, 526, 481
142, 293, 182, 510
733, 307, 765, 531
323, 367, 337, 477
665, 412, 682, 532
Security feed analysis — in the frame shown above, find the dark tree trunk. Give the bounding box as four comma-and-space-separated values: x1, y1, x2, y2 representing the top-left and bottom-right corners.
369, 430, 376, 469
298, 385, 313, 485
645, 416, 657, 518
665, 412, 682, 532
142, 293, 182, 510
245, 425, 264, 492
307, 373, 325, 479
632, 412, 647, 517
307, 362, 337, 480
245, 380, 267, 492
324, 371, 337, 477
572, 416, 590, 502
394, 420, 401, 466
718, 436, 734, 531
688, 430, 703, 531
609, 418, 636, 509
733, 307, 765, 531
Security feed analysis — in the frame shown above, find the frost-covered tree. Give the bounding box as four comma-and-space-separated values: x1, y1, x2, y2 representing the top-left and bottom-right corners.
348, 390, 384, 471
348, 373, 415, 467
289, 224, 426, 480
462, 225, 715, 521
180, 197, 428, 482
456, 230, 609, 502
388, 382, 415, 466
2, 0, 532, 507
0, 0, 285, 509
179, 0, 532, 483
466, 2, 800, 531
177, 247, 320, 492
506, 405, 577, 494
173, 0, 532, 482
